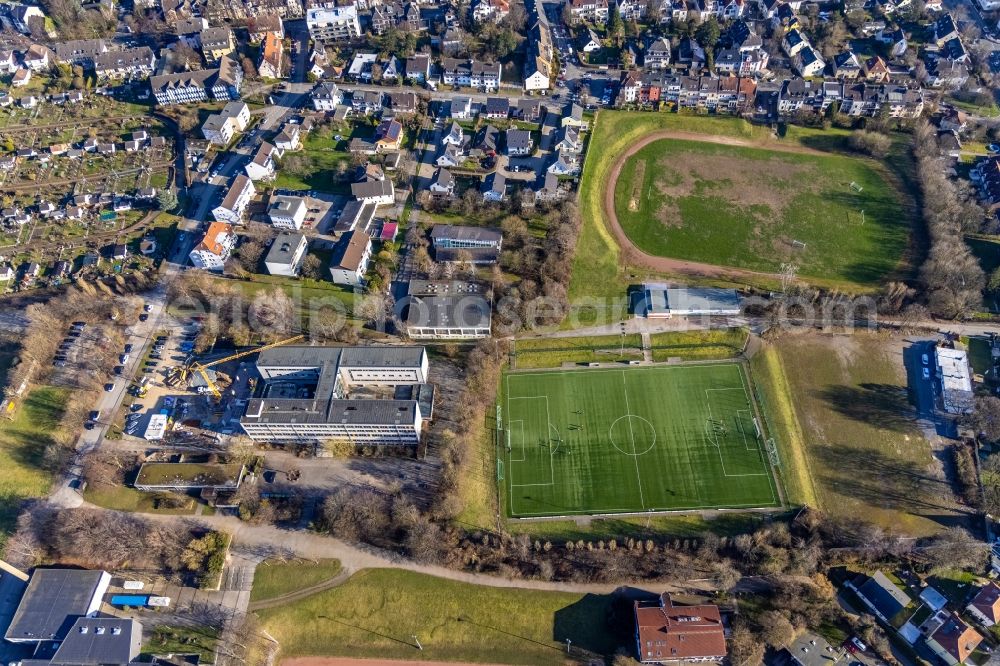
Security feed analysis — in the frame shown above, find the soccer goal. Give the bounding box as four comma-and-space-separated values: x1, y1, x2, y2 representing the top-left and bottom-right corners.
850, 181, 863, 193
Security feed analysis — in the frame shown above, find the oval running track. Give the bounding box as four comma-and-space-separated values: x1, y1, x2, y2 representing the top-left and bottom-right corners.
601, 130, 829, 282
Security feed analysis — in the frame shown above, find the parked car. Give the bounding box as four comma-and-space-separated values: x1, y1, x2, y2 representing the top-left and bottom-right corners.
921, 353, 929, 365
124, 344, 133, 353
922, 367, 930, 380
104, 383, 114, 392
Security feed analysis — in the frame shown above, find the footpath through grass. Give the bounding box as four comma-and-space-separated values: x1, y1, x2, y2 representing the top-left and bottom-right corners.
251, 559, 343, 602
0, 386, 68, 543
258, 568, 619, 664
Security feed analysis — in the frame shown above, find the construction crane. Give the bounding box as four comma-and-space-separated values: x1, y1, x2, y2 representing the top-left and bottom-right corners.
183, 334, 304, 399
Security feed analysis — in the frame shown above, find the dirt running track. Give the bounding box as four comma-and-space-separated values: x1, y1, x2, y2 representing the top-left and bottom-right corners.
602, 130, 827, 282
281, 657, 516, 666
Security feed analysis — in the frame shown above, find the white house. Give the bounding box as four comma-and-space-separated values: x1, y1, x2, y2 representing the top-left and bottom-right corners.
268, 195, 307, 229
264, 231, 308, 277
351, 179, 395, 206
329, 229, 371, 286
523, 55, 550, 91
212, 174, 255, 223
189, 222, 236, 271
245, 141, 281, 181
201, 100, 250, 145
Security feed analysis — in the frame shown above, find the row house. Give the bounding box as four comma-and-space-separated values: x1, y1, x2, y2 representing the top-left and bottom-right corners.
715, 47, 768, 75
149, 56, 243, 105
53, 39, 111, 65
440, 58, 502, 90
258, 30, 284, 79
567, 0, 609, 22
248, 13, 284, 41
204, 0, 303, 21
92, 47, 156, 81
524, 19, 553, 92
201, 26, 235, 64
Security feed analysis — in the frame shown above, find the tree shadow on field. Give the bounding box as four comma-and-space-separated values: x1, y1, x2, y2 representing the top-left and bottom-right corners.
812, 444, 968, 522
553, 593, 619, 656
814, 383, 915, 432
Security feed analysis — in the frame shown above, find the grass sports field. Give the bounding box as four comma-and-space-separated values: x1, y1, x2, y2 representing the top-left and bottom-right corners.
613, 138, 908, 283
502, 364, 779, 518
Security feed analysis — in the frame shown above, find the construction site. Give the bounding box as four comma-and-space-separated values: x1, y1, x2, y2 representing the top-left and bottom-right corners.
119, 317, 304, 447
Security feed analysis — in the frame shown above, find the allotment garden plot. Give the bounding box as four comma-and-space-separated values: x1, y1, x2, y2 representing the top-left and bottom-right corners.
613, 137, 909, 285
502, 364, 780, 518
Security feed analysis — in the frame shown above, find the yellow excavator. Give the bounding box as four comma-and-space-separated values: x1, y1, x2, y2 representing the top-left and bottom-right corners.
172, 334, 304, 399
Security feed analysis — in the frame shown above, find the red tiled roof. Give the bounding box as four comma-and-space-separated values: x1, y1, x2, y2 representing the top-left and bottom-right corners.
196, 222, 232, 256
635, 596, 726, 662
930, 614, 983, 664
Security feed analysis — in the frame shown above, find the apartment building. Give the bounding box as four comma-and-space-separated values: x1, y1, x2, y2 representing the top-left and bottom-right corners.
306, 4, 362, 42
212, 174, 256, 223
92, 47, 156, 81
189, 222, 237, 271
149, 56, 243, 105
201, 100, 251, 145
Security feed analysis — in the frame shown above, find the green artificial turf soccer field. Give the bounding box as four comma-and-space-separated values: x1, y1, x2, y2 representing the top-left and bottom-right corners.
502, 364, 780, 518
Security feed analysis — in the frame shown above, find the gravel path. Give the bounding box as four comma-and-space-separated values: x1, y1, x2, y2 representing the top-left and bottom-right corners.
601, 130, 826, 282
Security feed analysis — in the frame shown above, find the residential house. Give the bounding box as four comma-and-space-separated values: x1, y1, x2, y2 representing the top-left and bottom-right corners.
472, 0, 510, 22
11, 4, 46, 34
430, 167, 456, 196
548, 155, 579, 175
176, 17, 209, 45
481, 172, 505, 202
940, 106, 969, 133
245, 142, 281, 180
22, 44, 50, 71
514, 98, 543, 122
201, 100, 251, 145
833, 51, 863, 79
782, 29, 809, 57
440, 59, 502, 90
450, 96, 473, 119
580, 30, 602, 53
329, 228, 371, 286
483, 97, 510, 119
793, 47, 825, 77
633, 594, 727, 664
967, 582, 1000, 627
535, 171, 564, 202
471, 124, 499, 157
864, 55, 890, 82
264, 231, 308, 276
351, 90, 383, 115
201, 26, 235, 63
0, 50, 18, 75
248, 13, 284, 41
93, 47, 156, 81
311, 81, 341, 111
268, 195, 308, 229
555, 126, 582, 154
443, 122, 465, 146
506, 129, 533, 156
436, 144, 464, 167
645, 37, 672, 69
334, 200, 376, 233
53, 39, 109, 65
258, 31, 284, 79
389, 91, 417, 115
375, 119, 403, 151
848, 571, 911, 624
568, 0, 610, 22
212, 174, 256, 223
11, 68, 30, 87
405, 53, 431, 82
926, 614, 983, 666
523, 54, 550, 92
351, 179, 395, 206
189, 221, 237, 270
562, 103, 588, 129
274, 123, 301, 151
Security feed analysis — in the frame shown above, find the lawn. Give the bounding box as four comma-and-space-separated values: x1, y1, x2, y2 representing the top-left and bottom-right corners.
273, 131, 355, 194
513, 334, 643, 369
251, 559, 343, 602
568, 112, 916, 328
257, 568, 619, 664
761, 332, 961, 535
649, 328, 748, 362
82, 484, 196, 515
503, 364, 779, 517
614, 138, 909, 284
0, 386, 68, 542
144, 625, 219, 662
